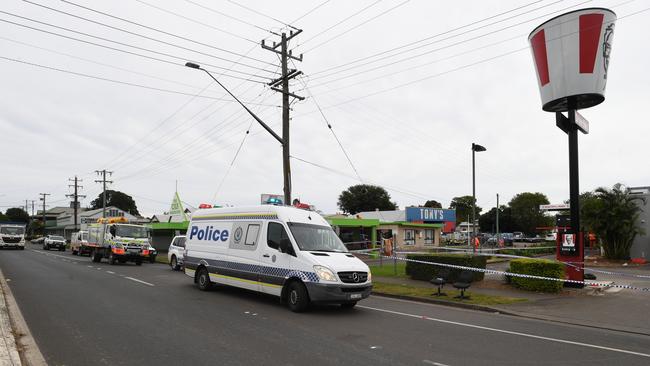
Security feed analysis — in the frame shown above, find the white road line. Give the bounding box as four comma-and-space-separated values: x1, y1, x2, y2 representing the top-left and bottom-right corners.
106, 271, 115, 275
423, 361, 449, 366
358, 305, 650, 358
125, 277, 154, 287
30, 249, 86, 262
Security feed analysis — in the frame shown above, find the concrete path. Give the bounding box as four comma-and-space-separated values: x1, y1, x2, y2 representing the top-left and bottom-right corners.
0, 269, 22, 366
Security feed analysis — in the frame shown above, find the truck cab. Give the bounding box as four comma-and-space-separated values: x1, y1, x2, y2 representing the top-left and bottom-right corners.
0, 224, 26, 250
87, 218, 151, 265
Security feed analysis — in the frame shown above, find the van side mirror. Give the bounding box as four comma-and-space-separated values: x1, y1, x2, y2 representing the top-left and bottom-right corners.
279, 238, 291, 254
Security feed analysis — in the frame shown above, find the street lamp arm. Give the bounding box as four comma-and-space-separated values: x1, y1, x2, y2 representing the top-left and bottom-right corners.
186, 63, 284, 145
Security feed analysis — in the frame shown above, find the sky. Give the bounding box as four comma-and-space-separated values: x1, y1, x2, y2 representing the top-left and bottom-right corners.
0, 0, 649, 218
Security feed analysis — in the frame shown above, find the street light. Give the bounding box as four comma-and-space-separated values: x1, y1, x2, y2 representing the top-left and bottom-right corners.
471, 143, 487, 252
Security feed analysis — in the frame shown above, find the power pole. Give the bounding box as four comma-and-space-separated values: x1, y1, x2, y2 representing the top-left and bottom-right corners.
25, 199, 28, 213
31, 200, 35, 217
39, 193, 50, 235
67, 176, 86, 231
95, 170, 113, 219
496, 193, 500, 245
262, 29, 304, 205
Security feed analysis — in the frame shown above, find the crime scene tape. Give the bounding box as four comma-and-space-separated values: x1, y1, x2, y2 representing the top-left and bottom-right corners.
352, 251, 650, 292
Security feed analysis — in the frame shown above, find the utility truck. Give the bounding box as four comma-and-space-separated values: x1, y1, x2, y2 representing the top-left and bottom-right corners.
85, 217, 151, 265
0, 224, 26, 249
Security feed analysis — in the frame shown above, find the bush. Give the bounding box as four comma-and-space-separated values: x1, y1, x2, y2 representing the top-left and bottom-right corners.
405, 254, 487, 282
500, 247, 556, 257
508, 258, 565, 293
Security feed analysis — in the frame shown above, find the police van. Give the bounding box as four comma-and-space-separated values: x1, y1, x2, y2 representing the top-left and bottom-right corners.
184, 205, 372, 312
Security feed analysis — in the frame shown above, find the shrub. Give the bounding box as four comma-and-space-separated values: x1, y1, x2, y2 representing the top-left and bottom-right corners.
405, 254, 487, 282
500, 247, 556, 257
508, 258, 565, 293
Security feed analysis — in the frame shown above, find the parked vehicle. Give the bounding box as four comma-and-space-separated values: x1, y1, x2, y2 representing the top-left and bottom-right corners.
70, 230, 89, 255
44, 235, 66, 251
85, 217, 151, 265
147, 244, 158, 263
31, 236, 45, 244
0, 224, 26, 250
168, 235, 186, 270
184, 205, 372, 312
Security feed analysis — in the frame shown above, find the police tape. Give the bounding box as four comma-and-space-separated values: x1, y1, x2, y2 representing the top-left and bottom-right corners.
352, 251, 650, 292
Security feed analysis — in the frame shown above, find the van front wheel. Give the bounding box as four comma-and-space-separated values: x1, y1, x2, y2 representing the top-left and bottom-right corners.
287, 282, 310, 313
197, 267, 212, 291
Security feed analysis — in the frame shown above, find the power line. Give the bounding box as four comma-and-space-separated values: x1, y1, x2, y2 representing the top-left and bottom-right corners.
225, 0, 297, 30
212, 122, 253, 201
134, 0, 261, 43
308, 0, 551, 76
290, 0, 332, 24
181, 0, 273, 34
0, 36, 229, 94
302, 0, 411, 53
0, 13, 270, 82
58, 0, 277, 68
300, 0, 383, 45
0, 55, 276, 105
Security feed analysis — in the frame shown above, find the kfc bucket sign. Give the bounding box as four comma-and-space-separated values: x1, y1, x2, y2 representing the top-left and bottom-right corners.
529, 8, 616, 112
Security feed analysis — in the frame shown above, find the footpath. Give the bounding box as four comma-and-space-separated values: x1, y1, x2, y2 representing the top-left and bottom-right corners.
371, 261, 650, 336
0, 268, 46, 366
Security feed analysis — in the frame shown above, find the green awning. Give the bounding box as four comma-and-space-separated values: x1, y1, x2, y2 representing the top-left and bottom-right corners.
326, 218, 380, 227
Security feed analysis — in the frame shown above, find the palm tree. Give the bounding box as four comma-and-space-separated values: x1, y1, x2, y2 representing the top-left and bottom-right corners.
583, 184, 646, 259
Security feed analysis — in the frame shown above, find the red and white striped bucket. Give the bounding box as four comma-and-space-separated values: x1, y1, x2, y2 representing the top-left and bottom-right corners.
529, 8, 616, 112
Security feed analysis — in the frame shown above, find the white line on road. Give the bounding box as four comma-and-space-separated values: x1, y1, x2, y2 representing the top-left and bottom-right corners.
125, 277, 154, 287
358, 305, 650, 358
106, 271, 115, 275
423, 361, 449, 366
30, 250, 86, 262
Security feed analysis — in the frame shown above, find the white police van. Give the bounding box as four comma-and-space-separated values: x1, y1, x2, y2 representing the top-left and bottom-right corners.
184, 205, 372, 312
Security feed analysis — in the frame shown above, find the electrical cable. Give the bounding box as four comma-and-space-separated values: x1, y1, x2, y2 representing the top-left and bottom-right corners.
0, 13, 269, 82
58, 0, 277, 68
290, 0, 332, 24
225, 0, 297, 30
299, 0, 383, 45
0, 55, 275, 105
181, 0, 273, 34
212, 121, 253, 201
302, 0, 411, 53
308, 0, 550, 76
134, 0, 260, 44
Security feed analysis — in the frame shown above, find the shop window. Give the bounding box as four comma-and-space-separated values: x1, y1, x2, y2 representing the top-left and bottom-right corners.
404, 229, 415, 245
424, 229, 434, 245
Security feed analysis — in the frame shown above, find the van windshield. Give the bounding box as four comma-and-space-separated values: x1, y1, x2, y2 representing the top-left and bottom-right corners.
287, 222, 348, 252
116, 225, 149, 239
1, 227, 24, 235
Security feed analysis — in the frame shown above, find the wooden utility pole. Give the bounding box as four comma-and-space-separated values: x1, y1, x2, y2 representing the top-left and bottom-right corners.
95, 170, 113, 218
67, 176, 86, 231
39, 193, 50, 235
262, 29, 304, 205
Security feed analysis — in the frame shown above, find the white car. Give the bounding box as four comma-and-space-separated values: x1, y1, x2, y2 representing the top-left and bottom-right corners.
167, 235, 186, 270
44, 235, 66, 251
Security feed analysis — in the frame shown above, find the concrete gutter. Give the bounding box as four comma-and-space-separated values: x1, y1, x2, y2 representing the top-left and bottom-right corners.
371, 291, 518, 315
0, 268, 47, 366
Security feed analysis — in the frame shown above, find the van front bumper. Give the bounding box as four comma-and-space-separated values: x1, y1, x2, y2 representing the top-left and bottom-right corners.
305, 282, 372, 304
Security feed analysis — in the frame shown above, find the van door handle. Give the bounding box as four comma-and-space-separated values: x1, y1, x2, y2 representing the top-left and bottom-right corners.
263, 254, 270, 258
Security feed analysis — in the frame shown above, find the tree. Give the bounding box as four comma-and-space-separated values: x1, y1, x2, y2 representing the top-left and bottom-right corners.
508, 192, 552, 235
337, 184, 397, 214
423, 200, 442, 208
5, 207, 30, 223
0, 211, 8, 222
90, 190, 140, 216
582, 184, 645, 259
449, 196, 481, 225
479, 205, 516, 233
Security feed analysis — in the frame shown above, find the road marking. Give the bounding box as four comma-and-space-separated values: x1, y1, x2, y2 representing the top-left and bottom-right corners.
358, 305, 650, 358
125, 277, 154, 287
30, 249, 86, 262
106, 271, 115, 275
423, 361, 449, 366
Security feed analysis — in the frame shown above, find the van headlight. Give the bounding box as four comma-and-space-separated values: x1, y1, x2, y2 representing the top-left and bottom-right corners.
313, 265, 337, 282
367, 270, 372, 283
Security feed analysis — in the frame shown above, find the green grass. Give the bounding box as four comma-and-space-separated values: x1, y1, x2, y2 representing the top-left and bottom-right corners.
372, 281, 527, 306
368, 262, 407, 278
155, 255, 169, 264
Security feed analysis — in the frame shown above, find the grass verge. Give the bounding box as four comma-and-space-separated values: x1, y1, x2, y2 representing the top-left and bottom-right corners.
155, 255, 169, 265
368, 262, 407, 278
372, 281, 527, 306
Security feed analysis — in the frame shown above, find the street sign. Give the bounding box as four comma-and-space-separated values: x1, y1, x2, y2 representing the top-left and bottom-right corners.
540, 203, 570, 211
575, 111, 589, 134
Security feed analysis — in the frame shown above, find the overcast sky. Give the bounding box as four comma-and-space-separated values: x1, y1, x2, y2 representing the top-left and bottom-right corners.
1, 0, 648, 217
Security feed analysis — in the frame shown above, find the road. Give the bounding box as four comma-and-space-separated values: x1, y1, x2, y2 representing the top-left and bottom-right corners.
1, 245, 649, 366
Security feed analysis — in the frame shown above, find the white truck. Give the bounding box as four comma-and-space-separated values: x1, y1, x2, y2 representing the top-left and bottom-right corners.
85, 217, 152, 265
0, 224, 26, 250
70, 230, 89, 256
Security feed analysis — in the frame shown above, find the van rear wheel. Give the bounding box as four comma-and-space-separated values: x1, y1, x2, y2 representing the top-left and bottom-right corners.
287, 281, 310, 313
197, 267, 212, 291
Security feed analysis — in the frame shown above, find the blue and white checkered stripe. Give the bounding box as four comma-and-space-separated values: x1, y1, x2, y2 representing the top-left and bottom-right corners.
205, 258, 319, 283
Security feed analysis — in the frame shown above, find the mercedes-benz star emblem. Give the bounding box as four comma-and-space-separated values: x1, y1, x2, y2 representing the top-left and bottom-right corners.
352, 272, 359, 282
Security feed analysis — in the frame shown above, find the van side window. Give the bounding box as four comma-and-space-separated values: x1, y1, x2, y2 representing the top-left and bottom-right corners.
245, 224, 260, 246
267, 222, 288, 250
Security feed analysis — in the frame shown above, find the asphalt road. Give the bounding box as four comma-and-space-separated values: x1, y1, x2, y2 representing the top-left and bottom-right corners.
1, 245, 649, 366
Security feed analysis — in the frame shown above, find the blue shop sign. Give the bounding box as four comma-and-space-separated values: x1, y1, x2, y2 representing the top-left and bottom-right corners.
406, 207, 456, 222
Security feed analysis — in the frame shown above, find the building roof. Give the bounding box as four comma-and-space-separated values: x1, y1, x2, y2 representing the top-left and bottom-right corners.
355, 210, 406, 222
